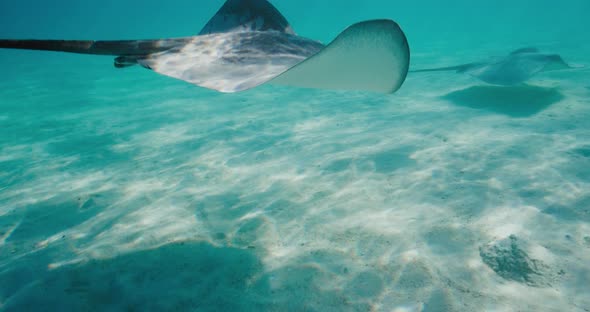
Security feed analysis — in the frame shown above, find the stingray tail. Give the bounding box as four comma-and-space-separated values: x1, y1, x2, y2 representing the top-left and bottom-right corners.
410, 63, 477, 73
0, 38, 188, 56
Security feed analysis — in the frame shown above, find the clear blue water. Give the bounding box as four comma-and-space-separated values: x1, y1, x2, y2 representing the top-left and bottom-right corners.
1, 1, 590, 311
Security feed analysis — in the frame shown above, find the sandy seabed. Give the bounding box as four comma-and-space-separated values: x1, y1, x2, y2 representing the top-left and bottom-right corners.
1, 44, 590, 311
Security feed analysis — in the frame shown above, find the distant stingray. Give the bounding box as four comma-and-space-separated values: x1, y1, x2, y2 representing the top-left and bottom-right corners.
0, 0, 410, 93
411, 47, 580, 86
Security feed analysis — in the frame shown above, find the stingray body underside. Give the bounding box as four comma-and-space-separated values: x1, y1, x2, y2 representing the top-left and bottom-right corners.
131, 32, 325, 92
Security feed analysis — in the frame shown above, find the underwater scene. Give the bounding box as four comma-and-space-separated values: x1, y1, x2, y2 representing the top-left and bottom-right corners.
1, 0, 589, 311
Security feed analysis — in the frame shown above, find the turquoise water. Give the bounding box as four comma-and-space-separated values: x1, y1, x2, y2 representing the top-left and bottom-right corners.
1, 1, 590, 311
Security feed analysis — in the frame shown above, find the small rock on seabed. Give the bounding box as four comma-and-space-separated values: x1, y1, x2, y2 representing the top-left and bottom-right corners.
479, 235, 556, 287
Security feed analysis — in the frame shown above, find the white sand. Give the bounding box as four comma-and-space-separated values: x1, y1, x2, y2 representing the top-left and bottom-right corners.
0, 43, 590, 311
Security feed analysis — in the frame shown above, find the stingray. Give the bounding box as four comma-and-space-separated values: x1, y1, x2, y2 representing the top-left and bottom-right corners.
0, 0, 410, 94
411, 47, 580, 86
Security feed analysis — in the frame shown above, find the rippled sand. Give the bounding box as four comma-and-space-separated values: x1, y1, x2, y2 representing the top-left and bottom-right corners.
1, 44, 589, 311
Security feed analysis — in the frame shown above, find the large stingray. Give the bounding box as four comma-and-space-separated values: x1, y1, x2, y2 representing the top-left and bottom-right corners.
0, 0, 410, 93
411, 47, 579, 86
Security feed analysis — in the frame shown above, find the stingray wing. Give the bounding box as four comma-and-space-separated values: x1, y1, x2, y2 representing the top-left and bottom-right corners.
271, 19, 410, 93
140, 19, 410, 93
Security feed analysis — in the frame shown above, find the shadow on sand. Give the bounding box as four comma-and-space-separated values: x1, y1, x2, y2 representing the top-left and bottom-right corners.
1, 241, 377, 311
442, 85, 564, 118
2, 242, 267, 311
